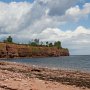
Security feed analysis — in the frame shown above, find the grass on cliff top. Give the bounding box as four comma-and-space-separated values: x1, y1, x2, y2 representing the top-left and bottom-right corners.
0, 43, 6, 50
0, 42, 69, 52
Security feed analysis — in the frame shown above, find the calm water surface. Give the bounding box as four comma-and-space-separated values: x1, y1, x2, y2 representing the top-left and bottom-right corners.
1, 55, 90, 72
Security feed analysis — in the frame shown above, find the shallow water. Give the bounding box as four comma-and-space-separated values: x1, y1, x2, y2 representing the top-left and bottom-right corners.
1, 55, 90, 72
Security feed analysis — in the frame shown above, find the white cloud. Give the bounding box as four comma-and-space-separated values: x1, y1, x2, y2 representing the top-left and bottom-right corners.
0, 1, 90, 35
38, 0, 78, 16
37, 26, 90, 41
35, 26, 90, 55
66, 6, 80, 16
65, 3, 90, 21
0, 1, 90, 55
0, 1, 32, 33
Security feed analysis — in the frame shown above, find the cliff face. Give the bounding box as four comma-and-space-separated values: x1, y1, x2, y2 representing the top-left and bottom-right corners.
0, 43, 69, 58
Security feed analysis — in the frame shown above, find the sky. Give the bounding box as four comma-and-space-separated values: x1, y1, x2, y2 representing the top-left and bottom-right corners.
0, 0, 90, 55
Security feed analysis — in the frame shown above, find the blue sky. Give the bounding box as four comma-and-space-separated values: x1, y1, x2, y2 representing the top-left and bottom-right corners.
0, 0, 90, 55
59, 0, 90, 31
60, 16, 90, 31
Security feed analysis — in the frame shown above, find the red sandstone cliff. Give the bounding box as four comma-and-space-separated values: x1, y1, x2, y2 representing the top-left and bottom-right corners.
0, 43, 69, 58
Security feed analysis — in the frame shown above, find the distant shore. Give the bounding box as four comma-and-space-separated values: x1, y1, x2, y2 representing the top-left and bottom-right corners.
0, 42, 69, 59
0, 61, 90, 90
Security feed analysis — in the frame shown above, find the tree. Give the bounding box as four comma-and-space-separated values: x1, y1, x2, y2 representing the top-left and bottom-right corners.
7, 36, 13, 43
4, 36, 13, 43
46, 41, 49, 46
54, 41, 62, 49
34, 39, 39, 45
30, 39, 39, 46
30, 42, 37, 46
49, 42, 53, 47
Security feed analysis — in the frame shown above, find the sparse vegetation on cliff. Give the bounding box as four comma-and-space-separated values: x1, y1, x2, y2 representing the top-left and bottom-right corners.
0, 36, 69, 58
2, 36, 62, 49
3, 36, 13, 43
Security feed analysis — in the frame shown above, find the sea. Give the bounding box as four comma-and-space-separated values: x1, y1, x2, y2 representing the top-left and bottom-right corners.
1, 55, 90, 72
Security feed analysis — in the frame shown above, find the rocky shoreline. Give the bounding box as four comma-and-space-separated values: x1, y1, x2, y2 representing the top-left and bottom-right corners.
0, 61, 90, 90
0, 43, 69, 59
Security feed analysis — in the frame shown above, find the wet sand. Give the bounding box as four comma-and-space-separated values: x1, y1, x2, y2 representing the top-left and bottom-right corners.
0, 61, 90, 90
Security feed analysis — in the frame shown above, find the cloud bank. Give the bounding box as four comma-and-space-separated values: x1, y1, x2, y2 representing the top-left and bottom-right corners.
0, 0, 90, 55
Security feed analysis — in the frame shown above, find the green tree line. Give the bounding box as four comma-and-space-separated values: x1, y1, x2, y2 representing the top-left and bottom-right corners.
3, 36, 62, 49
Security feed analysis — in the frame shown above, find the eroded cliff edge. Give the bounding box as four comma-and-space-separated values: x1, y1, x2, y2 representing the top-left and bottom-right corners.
0, 43, 69, 58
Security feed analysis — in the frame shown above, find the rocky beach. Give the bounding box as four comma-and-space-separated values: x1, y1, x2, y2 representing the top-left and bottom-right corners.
0, 0, 90, 90
0, 61, 90, 90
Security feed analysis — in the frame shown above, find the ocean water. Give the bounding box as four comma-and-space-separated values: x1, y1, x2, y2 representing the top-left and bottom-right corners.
1, 55, 90, 72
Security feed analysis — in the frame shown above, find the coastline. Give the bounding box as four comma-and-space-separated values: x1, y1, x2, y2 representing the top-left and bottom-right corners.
0, 42, 69, 59
0, 61, 90, 90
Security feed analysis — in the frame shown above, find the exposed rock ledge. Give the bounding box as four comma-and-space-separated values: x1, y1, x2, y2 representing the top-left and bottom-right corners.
0, 43, 69, 58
